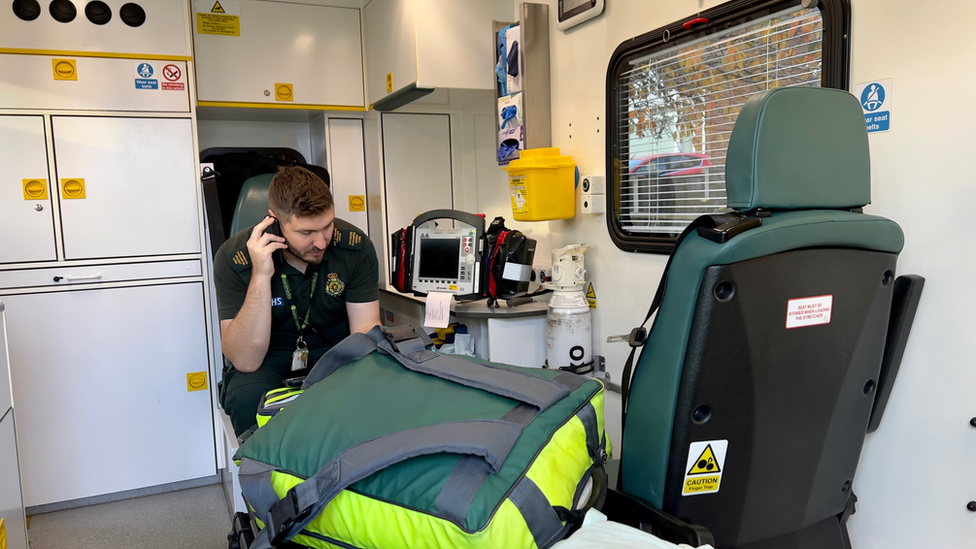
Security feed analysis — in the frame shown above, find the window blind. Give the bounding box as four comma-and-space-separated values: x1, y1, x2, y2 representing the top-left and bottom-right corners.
615, 7, 823, 235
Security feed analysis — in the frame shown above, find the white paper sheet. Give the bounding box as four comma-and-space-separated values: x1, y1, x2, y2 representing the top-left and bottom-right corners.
423, 291, 453, 328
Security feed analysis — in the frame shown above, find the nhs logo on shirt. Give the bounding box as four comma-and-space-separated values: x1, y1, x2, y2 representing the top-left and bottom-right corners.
272, 297, 284, 307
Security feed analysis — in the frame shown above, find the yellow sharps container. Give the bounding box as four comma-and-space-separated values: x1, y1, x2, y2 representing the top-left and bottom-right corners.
503, 148, 576, 221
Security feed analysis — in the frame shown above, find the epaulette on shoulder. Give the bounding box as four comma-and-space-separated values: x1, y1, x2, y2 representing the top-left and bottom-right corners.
332, 222, 367, 251
228, 247, 252, 272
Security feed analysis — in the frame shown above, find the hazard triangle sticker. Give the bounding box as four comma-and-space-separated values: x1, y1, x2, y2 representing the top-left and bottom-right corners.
211, 1, 225, 13
682, 440, 728, 496
687, 444, 721, 475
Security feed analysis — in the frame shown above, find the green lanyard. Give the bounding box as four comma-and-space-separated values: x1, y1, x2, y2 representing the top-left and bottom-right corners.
280, 271, 319, 335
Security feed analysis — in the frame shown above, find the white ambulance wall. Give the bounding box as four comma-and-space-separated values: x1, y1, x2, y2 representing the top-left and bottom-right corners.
196, 120, 313, 164
476, 1, 973, 546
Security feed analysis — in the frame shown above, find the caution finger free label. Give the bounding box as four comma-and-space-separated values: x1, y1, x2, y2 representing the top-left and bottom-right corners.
682, 440, 728, 496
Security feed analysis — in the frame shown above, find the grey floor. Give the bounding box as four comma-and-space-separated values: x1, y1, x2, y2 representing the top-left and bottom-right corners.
27, 485, 230, 549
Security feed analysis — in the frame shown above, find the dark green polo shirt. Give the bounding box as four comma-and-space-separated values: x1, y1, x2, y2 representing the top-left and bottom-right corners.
213, 218, 379, 375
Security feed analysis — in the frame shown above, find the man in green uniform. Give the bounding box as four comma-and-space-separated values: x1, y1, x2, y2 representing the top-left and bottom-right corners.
213, 166, 380, 435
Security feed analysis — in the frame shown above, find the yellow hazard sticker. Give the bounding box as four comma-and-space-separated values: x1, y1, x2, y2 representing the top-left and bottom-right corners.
585, 281, 597, 309
196, 1, 240, 36
682, 440, 728, 496
186, 372, 208, 392
275, 83, 294, 102
52, 58, 77, 80
386, 72, 394, 93
0, 517, 6, 549
23, 179, 48, 200
348, 195, 366, 212
510, 176, 528, 213
196, 12, 240, 36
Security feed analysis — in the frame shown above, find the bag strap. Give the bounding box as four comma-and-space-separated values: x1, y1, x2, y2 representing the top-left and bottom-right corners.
370, 326, 582, 411
246, 419, 526, 547
303, 326, 584, 411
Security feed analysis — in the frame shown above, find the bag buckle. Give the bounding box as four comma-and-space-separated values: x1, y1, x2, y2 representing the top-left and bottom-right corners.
268, 490, 301, 545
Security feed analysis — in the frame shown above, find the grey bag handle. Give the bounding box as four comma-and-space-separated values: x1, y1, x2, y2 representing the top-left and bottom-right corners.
303, 325, 585, 411
248, 419, 525, 547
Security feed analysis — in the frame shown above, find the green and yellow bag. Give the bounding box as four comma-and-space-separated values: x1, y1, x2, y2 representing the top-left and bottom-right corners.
236, 326, 608, 549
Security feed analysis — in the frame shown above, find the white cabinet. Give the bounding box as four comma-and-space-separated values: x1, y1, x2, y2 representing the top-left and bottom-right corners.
1, 0, 190, 60
327, 118, 370, 234
52, 117, 201, 260
3, 283, 215, 507
381, 113, 454, 235
193, 0, 365, 108
363, 0, 513, 107
0, 116, 56, 264
0, 56, 190, 113
0, 116, 201, 265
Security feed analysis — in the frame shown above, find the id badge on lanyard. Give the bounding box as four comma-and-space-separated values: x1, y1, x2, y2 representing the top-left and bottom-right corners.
292, 336, 309, 372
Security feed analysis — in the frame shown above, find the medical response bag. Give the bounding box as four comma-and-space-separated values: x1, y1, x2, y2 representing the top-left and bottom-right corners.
482, 216, 537, 301
235, 326, 608, 549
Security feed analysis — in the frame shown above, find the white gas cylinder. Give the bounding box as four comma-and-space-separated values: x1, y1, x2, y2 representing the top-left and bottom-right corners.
546, 289, 592, 369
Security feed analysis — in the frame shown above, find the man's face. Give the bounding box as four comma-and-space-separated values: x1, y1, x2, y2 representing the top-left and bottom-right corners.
280, 209, 335, 265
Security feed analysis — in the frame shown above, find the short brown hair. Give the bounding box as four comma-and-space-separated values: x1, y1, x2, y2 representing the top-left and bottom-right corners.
268, 166, 333, 221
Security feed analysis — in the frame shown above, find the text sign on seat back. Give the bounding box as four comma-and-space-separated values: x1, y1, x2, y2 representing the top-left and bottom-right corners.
786, 295, 833, 329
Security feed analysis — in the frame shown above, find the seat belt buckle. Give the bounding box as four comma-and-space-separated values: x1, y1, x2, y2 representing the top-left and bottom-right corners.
606, 327, 647, 348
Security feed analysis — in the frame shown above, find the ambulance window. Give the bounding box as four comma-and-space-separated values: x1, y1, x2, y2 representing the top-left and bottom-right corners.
606, 0, 850, 254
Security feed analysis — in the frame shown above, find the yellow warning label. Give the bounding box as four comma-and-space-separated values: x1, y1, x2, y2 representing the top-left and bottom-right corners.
682, 440, 727, 496
187, 372, 208, 392
23, 179, 48, 200
349, 195, 366, 212
585, 282, 597, 309
510, 176, 528, 213
196, 13, 240, 36
61, 178, 85, 199
275, 83, 294, 102
687, 444, 721, 475
0, 517, 6, 549
449, 285, 458, 291
211, 0, 225, 12
386, 72, 394, 93
52, 58, 77, 80
684, 474, 721, 495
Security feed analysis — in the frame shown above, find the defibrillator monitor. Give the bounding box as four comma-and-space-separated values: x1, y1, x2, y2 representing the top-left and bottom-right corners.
410, 210, 485, 299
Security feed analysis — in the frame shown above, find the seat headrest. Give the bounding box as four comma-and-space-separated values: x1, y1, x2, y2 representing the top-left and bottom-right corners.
725, 87, 870, 211
230, 173, 274, 236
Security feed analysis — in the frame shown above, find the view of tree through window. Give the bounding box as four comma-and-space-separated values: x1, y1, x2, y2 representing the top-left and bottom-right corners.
615, 6, 823, 237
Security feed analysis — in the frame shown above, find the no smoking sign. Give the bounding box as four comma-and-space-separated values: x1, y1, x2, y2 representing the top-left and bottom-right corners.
161, 63, 185, 91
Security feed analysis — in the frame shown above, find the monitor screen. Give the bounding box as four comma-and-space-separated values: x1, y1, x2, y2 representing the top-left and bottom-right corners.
418, 238, 460, 279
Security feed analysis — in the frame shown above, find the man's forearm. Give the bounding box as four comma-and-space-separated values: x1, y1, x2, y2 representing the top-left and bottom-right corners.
222, 274, 274, 372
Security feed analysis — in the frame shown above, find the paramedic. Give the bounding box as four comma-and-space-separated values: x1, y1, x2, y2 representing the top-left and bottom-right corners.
213, 166, 381, 435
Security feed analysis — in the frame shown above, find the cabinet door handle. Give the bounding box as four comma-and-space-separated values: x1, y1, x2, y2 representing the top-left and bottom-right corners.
65, 274, 102, 281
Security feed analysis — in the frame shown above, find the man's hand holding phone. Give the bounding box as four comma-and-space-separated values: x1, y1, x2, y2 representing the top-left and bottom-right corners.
248, 216, 288, 280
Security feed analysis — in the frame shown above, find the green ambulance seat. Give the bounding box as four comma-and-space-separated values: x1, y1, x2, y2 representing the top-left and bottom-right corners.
618, 87, 923, 548
230, 173, 275, 236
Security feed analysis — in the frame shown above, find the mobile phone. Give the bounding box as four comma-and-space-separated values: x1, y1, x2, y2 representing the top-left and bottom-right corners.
264, 217, 285, 266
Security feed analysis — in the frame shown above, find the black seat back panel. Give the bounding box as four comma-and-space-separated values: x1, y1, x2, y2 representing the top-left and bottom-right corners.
663, 248, 897, 547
